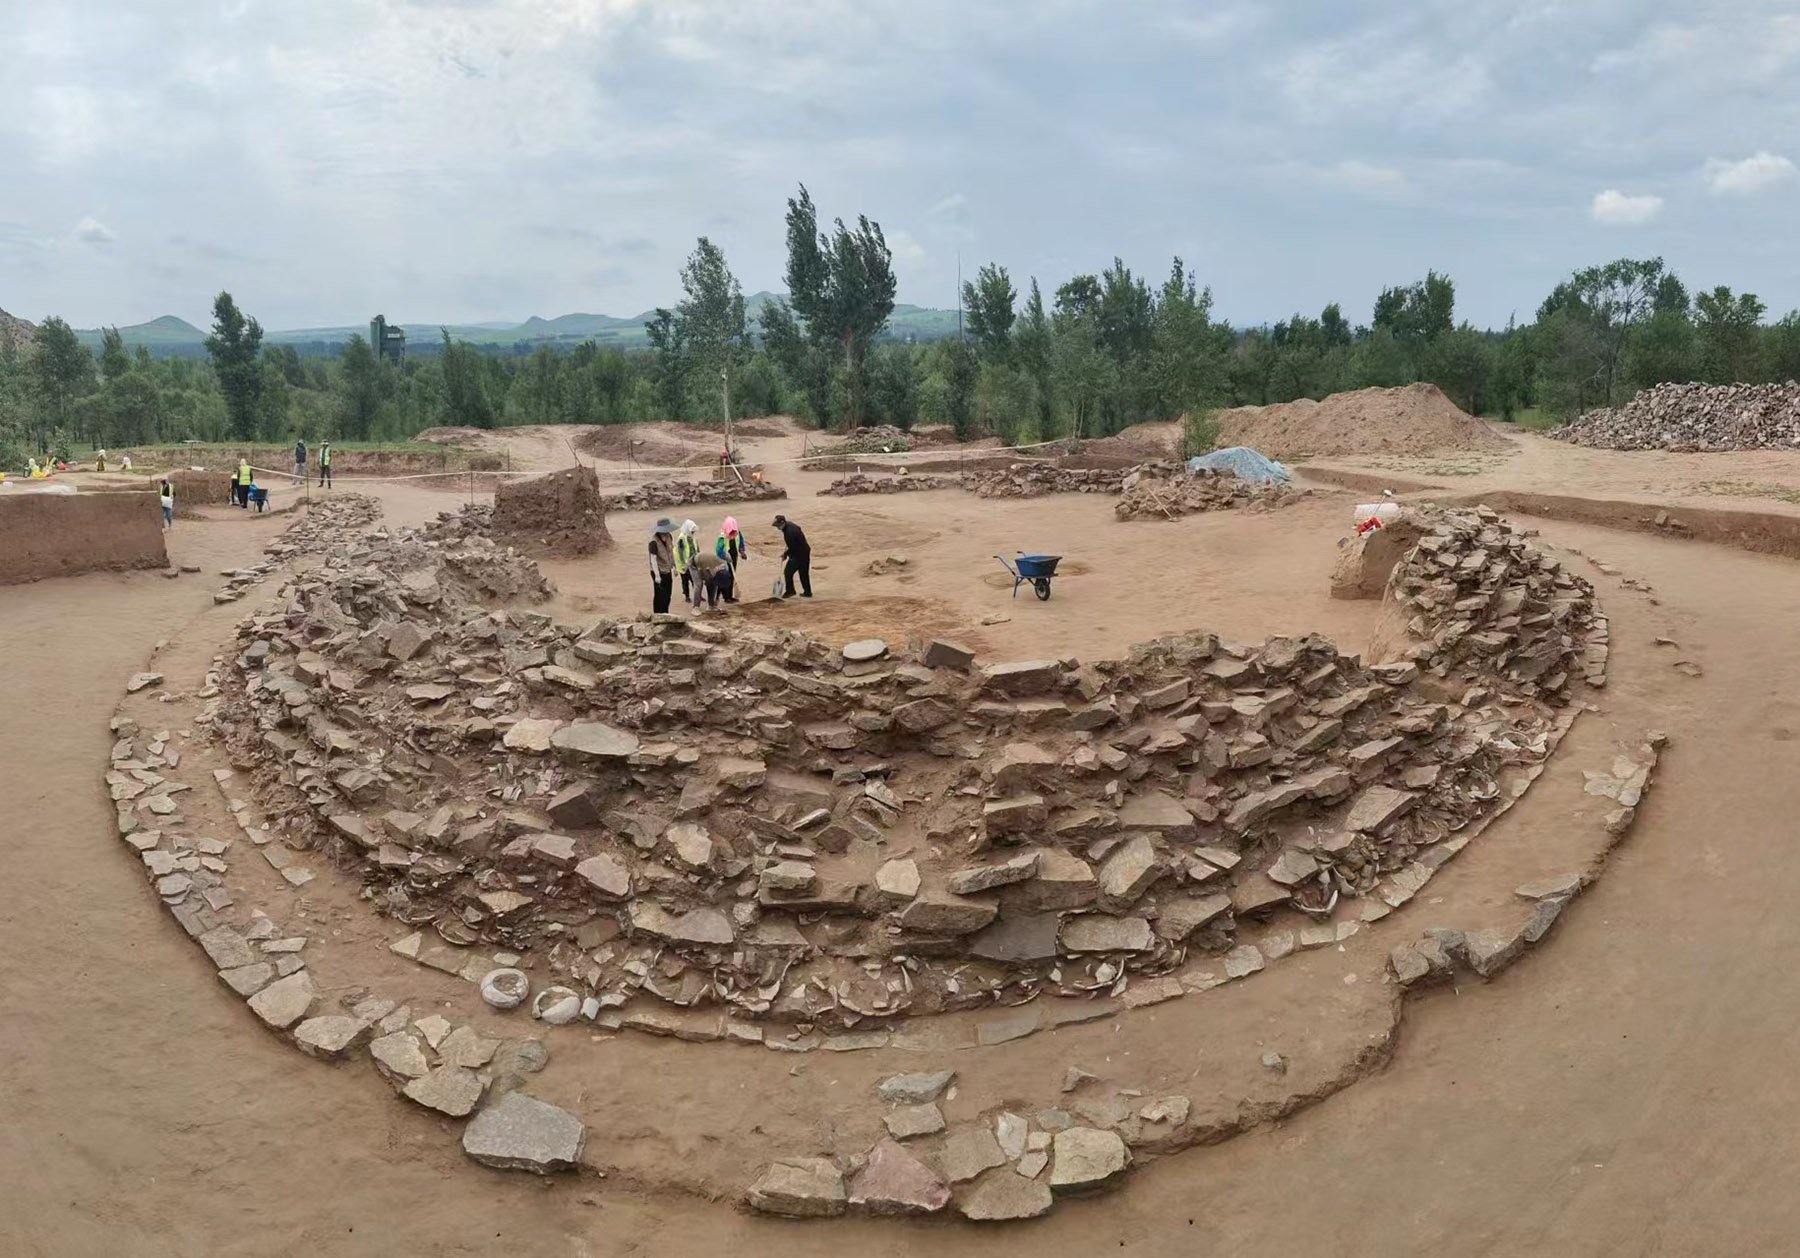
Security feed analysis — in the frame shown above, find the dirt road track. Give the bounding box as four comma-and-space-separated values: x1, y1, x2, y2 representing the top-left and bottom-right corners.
5, 485, 1800, 1254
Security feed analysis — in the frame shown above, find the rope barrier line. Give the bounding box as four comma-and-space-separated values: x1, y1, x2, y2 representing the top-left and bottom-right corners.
229, 435, 1090, 487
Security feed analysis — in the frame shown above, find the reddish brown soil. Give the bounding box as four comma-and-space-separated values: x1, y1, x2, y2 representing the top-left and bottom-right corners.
0, 490, 167, 583
491, 464, 613, 556
1216, 384, 1511, 459
16, 425, 1800, 1254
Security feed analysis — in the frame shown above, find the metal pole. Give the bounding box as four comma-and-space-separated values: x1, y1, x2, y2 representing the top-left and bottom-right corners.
721, 367, 732, 460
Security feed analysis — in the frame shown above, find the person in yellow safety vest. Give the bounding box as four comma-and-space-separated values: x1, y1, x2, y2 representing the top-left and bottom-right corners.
318, 441, 333, 488
27, 457, 39, 479
673, 519, 700, 604
236, 456, 253, 508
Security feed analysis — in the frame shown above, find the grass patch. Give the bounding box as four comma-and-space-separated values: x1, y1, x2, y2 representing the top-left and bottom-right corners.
1508, 407, 1561, 432
1692, 480, 1800, 505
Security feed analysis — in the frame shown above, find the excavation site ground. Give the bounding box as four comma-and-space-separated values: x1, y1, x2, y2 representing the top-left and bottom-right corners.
9, 399, 1800, 1255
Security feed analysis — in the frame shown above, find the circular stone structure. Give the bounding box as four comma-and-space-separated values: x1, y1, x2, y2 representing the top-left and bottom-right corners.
106, 496, 1627, 1224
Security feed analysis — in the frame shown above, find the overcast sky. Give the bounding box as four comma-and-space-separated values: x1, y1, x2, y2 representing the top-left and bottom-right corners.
3, 0, 1797, 332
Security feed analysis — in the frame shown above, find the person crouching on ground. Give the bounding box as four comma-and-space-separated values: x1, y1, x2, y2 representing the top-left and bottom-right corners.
688, 546, 733, 611
159, 478, 175, 529
772, 513, 813, 598
648, 517, 676, 614
714, 515, 747, 602
674, 519, 700, 603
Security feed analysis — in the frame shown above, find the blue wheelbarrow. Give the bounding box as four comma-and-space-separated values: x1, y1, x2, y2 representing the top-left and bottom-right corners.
995, 552, 1062, 600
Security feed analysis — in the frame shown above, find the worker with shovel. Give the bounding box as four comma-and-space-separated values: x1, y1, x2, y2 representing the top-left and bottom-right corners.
772, 513, 812, 599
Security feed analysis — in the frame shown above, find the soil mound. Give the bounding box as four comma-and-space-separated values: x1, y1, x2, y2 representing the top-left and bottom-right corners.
491, 465, 612, 556
575, 425, 699, 469
1552, 380, 1800, 451
1214, 384, 1510, 459
414, 426, 487, 447
1080, 420, 1182, 461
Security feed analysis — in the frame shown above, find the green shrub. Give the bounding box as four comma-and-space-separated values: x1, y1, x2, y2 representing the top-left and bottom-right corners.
1182, 410, 1220, 457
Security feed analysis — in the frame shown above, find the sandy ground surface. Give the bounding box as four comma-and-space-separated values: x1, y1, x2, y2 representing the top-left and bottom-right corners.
1307, 420, 1800, 519
9, 427, 1800, 1255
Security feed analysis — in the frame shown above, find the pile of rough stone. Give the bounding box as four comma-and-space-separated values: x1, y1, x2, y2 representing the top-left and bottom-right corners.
828, 426, 915, 455
1553, 380, 1800, 451
213, 494, 383, 604
964, 462, 1162, 499
206, 501, 1598, 1048
1372, 505, 1607, 699
1113, 466, 1300, 520
606, 479, 787, 511
820, 473, 962, 496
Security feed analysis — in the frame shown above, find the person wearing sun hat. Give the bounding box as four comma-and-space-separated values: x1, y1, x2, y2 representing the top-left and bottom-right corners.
648, 517, 676, 614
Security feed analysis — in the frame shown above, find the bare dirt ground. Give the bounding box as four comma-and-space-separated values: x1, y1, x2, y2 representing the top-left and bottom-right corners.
10, 423, 1800, 1255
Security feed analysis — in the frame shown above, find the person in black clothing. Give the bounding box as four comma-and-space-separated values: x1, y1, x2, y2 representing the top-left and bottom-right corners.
772, 513, 812, 598
648, 517, 676, 614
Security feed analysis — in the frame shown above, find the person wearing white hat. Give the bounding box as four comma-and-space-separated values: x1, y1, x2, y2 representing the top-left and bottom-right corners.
648, 517, 676, 613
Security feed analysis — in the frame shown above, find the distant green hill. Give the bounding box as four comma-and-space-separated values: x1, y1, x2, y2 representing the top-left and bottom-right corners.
76, 315, 207, 350
75, 293, 962, 356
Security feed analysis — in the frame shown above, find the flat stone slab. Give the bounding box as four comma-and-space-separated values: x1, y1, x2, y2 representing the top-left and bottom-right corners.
461, 1090, 586, 1174
1050, 1127, 1130, 1192
748, 1157, 847, 1218
884, 1103, 945, 1139
843, 638, 889, 663
876, 1070, 955, 1104
403, 1065, 484, 1117
1060, 914, 1155, 953
293, 1015, 371, 1059
246, 970, 315, 1030
574, 853, 631, 900
850, 1138, 950, 1215
551, 721, 641, 762
197, 926, 255, 970
502, 718, 560, 753
369, 1031, 430, 1081
960, 1168, 1055, 1221
935, 1126, 1006, 1183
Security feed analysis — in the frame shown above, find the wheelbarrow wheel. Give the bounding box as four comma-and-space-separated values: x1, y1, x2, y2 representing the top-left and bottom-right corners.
1034, 577, 1052, 601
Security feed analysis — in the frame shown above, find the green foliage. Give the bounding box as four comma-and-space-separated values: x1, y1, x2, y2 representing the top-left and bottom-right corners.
1182, 409, 1220, 457
32, 316, 94, 429
778, 183, 897, 428
962, 263, 1016, 361
441, 330, 497, 428
1695, 285, 1766, 383
205, 292, 264, 440
675, 236, 748, 423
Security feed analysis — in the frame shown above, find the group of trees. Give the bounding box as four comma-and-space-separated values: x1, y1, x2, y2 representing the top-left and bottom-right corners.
7, 179, 1800, 471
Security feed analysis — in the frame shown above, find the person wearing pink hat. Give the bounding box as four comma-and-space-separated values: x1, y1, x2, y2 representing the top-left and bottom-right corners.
714, 516, 748, 603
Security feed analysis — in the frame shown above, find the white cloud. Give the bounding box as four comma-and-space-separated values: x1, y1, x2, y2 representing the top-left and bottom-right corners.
929, 192, 966, 217
70, 216, 117, 245
1590, 188, 1662, 225
1326, 159, 1410, 197
1703, 150, 1797, 195
886, 228, 926, 269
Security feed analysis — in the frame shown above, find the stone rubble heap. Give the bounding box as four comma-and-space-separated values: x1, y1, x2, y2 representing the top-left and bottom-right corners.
107, 647, 585, 1175
212, 494, 383, 604
607, 479, 787, 512
820, 473, 963, 496
1113, 465, 1302, 521
1374, 505, 1607, 702
204, 501, 1598, 1057
964, 462, 1177, 499
820, 461, 1185, 500
1552, 380, 1800, 451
